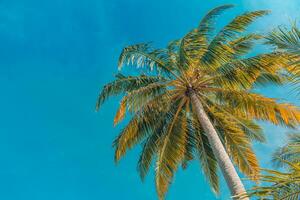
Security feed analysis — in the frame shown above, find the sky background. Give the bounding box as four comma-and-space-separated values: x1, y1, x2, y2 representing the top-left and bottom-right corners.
0, 0, 299, 199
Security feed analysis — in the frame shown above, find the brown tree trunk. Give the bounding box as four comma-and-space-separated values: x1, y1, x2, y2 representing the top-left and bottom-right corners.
190, 91, 248, 200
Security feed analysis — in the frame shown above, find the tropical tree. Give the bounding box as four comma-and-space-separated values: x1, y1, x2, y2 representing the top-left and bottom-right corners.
244, 134, 300, 200
96, 5, 300, 200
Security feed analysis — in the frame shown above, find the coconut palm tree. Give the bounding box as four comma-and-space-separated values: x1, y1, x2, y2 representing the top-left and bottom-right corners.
96, 5, 300, 200
244, 134, 300, 200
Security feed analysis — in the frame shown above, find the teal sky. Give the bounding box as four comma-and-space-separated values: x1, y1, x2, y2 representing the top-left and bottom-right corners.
0, 0, 299, 199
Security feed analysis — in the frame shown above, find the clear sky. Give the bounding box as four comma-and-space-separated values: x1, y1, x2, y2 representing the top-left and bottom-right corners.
0, 0, 299, 199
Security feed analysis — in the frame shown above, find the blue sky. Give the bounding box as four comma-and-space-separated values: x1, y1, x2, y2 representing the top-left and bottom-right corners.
0, 0, 299, 199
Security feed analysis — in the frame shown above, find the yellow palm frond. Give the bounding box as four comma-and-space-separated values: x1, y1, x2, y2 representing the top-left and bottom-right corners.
213, 53, 290, 90
192, 115, 220, 194
207, 106, 260, 180
155, 98, 188, 199
114, 93, 174, 162
221, 124, 259, 180
207, 89, 300, 126
96, 74, 167, 110
114, 97, 127, 126
200, 10, 269, 71
114, 117, 139, 162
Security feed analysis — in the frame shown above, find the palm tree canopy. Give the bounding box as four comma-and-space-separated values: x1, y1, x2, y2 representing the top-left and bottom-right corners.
96, 5, 300, 199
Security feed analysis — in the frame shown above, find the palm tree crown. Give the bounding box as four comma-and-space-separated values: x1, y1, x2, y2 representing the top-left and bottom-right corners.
96, 5, 300, 199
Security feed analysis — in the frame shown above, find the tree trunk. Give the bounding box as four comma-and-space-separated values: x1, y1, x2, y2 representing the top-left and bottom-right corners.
190, 91, 248, 200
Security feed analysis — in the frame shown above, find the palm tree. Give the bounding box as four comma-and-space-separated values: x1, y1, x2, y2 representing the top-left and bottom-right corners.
96, 5, 300, 200
244, 134, 300, 200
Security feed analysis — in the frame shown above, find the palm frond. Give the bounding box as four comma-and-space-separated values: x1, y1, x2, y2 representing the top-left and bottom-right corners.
165, 39, 181, 68
96, 74, 166, 110
229, 34, 263, 57
113, 116, 139, 162
178, 5, 235, 68
200, 10, 269, 70
213, 52, 289, 90
194, 120, 220, 195
179, 29, 207, 69
122, 82, 167, 113
265, 24, 300, 96
113, 93, 172, 162
222, 125, 260, 180
266, 25, 300, 55
114, 97, 127, 125
137, 121, 165, 181
155, 99, 188, 199
198, 4, 234, 42
272, 133, 300, 168
182, 103, 197, 169
118, 43, 178, 77
215, 10, 269, 42
207, 106, 260, 179
239, 119, 265, 143
210, 89, 300, 127
112, 81, 168, 126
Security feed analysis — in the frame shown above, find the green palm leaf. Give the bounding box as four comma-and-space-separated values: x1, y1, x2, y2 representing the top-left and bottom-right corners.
265, 24, 300, 96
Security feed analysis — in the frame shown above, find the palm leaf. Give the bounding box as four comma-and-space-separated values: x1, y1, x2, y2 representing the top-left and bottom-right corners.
265, 24, 300, 96
96, 74, 166, 110
200, 10, 269, 71
118, 43, 178, 77
155, 99, 188, 199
